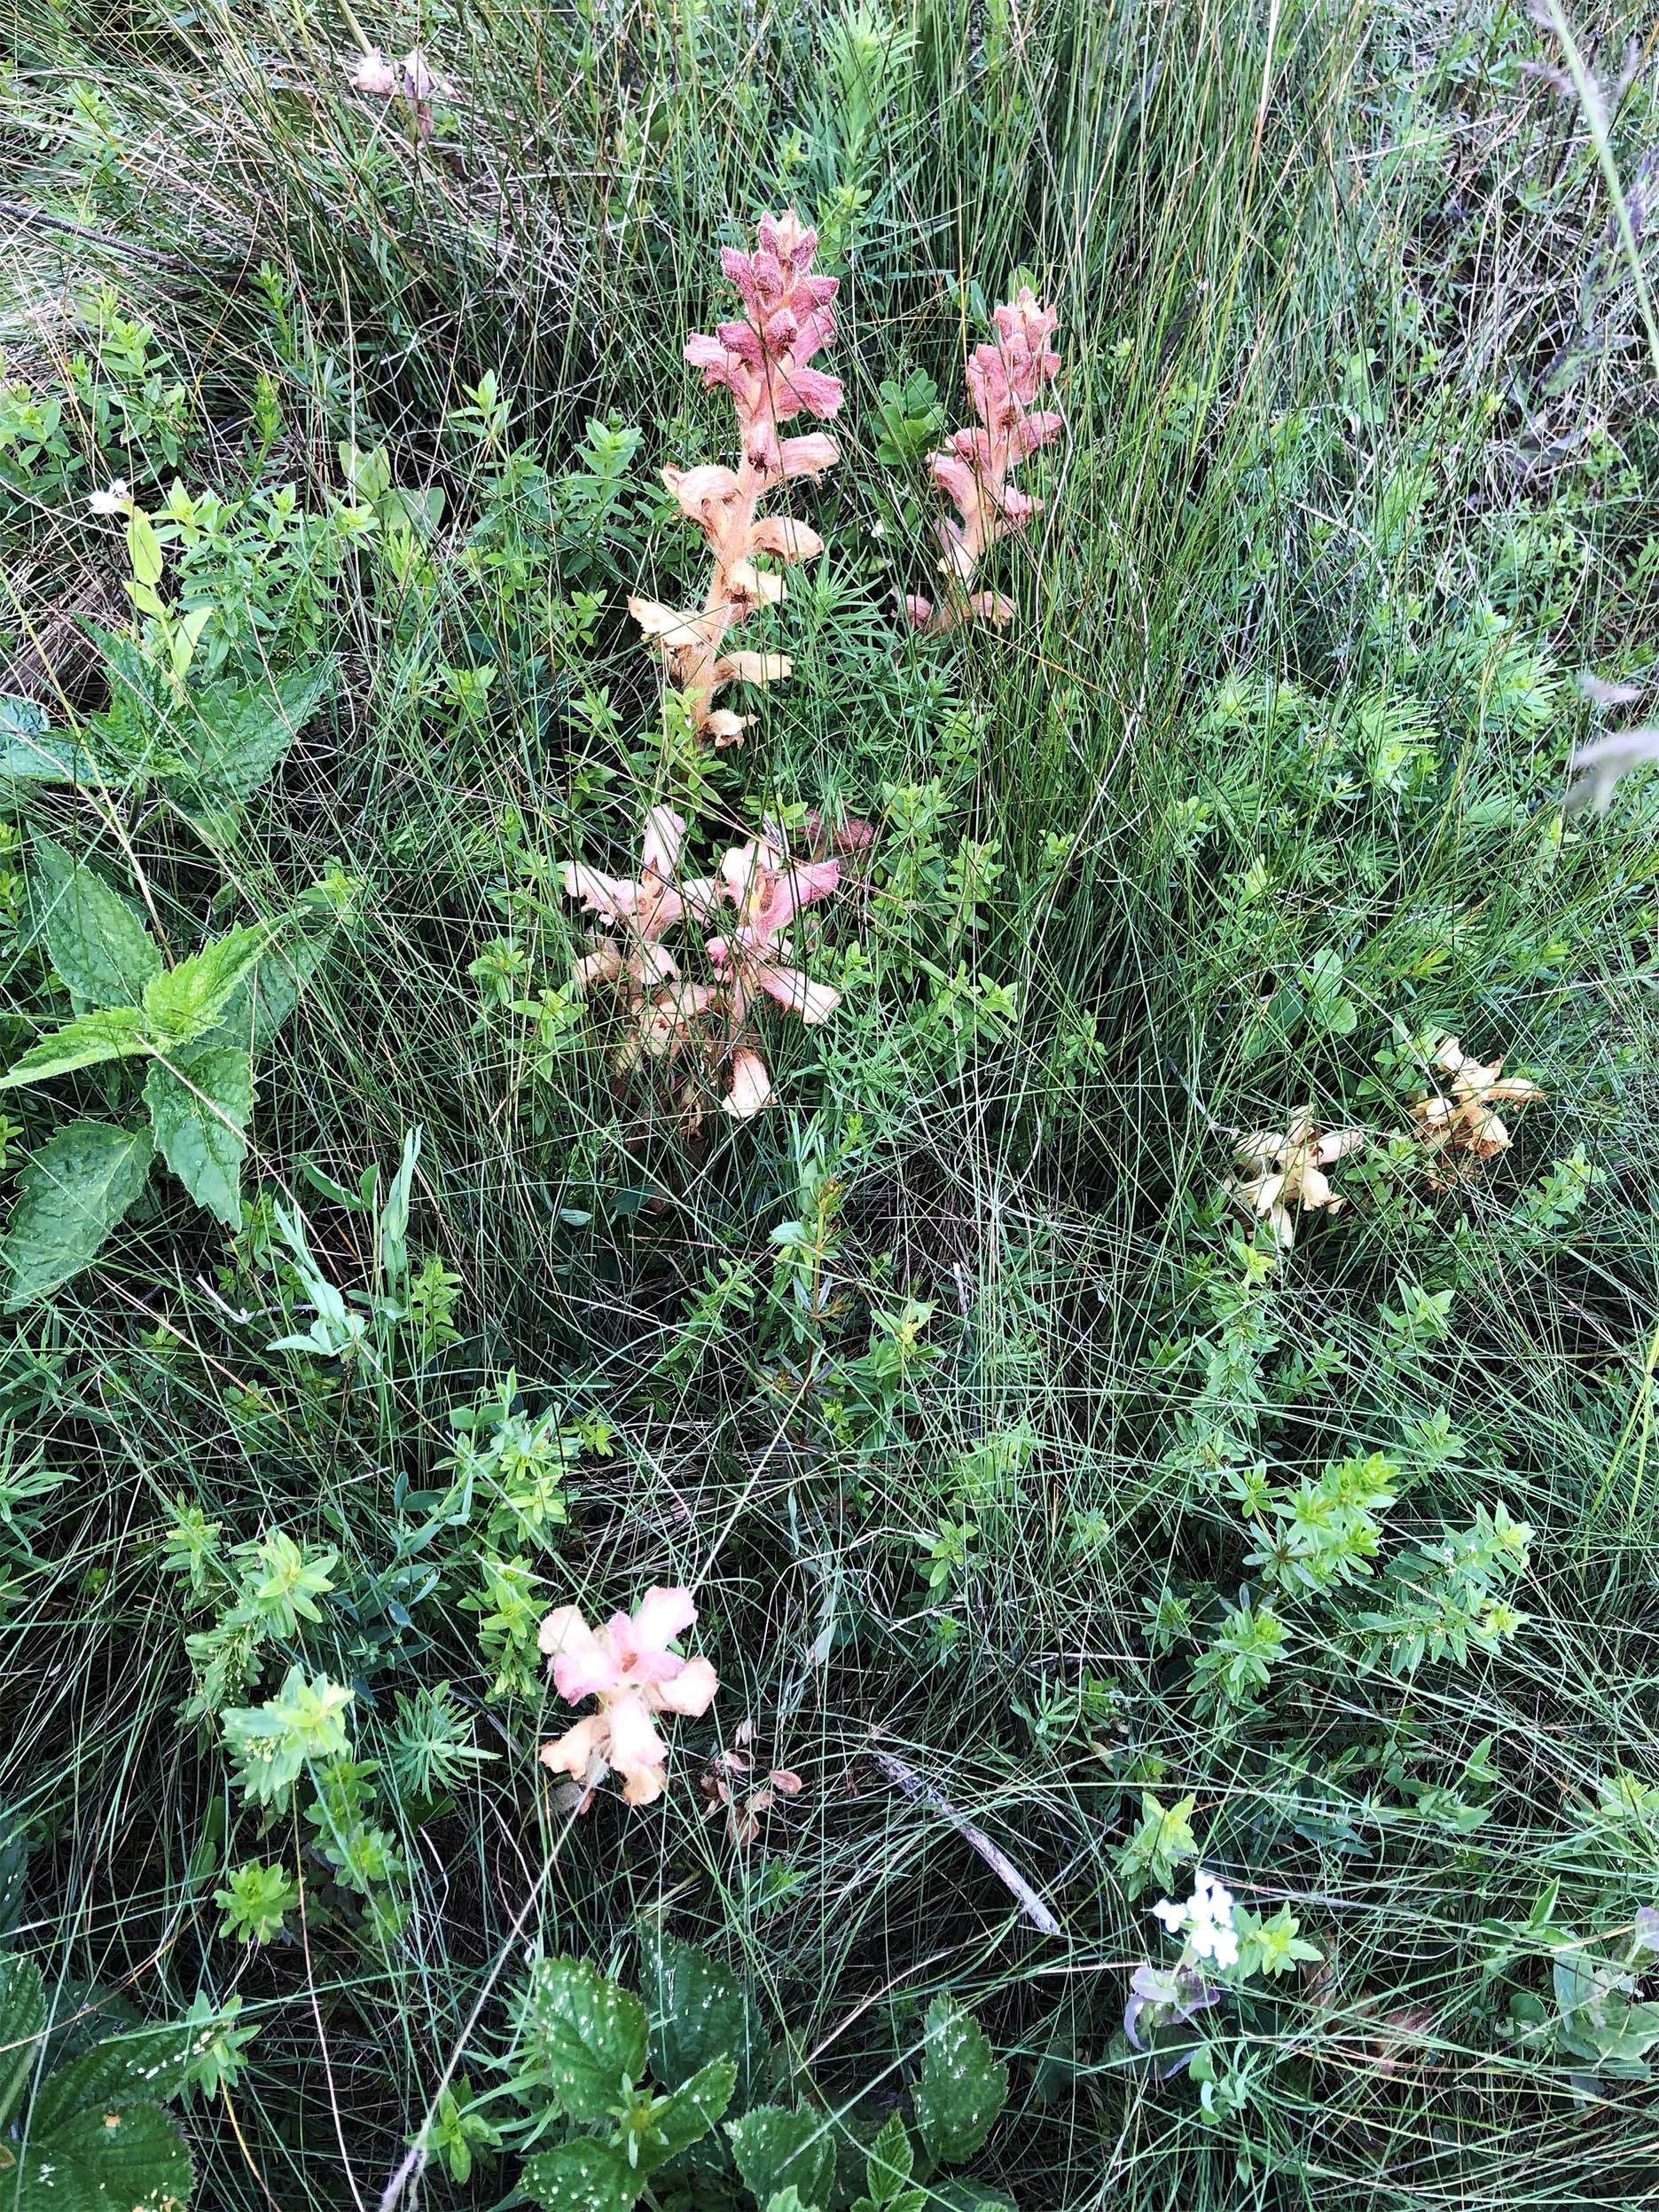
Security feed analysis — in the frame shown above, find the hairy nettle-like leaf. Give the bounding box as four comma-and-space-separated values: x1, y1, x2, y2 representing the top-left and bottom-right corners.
520, 2136, 637, 2212
636, 2058, 737, 2169
2, 1121, 154, 1309
0, 1953, 198, 2211
0, 698, 90, 781
141, 926, 272, 1049
145, 1046, 253, 1228
518, 1957, 649, 2122
12, 2095, 194, 2212
912, 1996, 1008, 2169
162, 662, 338, 803
0, 1008, 151, 1088
29, 837, 160, 1007
852, 2112, 925, 2212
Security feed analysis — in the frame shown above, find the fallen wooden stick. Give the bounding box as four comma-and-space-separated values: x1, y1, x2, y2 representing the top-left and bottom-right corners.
867, 1743, 1062, 1937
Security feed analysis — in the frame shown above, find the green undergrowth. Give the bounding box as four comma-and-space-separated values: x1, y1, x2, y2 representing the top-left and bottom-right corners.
3, 0, 1659, 2206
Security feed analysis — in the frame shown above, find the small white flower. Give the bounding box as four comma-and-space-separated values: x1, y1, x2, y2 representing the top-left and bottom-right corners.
1154, 1867, 1240, 1967
1194, 1870, 1234, 1919
89, 479, 129, 516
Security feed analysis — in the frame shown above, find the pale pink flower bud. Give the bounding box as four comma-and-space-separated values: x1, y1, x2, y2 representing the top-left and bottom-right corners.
724, 1047, 773, 1118
350, 46, 399, 94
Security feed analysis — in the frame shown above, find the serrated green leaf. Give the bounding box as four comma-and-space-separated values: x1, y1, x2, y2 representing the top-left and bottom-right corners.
0, 701, 90, 782
30, 840, 160, 1008
3, 1122, 153, 1309
145, 1047, 251, 1228
636, 2057, 736, 2170
726, 2105, 835, 2212
16, 2095, 193, 2212
141, 928, 273, 1049
520, 2136, 639, 2212
519, 1957, 648, 2122
206, 939, 321, 1055
0, 1952, 45, 2131
865, 2113, 914, 2207
0, 1008, 151, 1089
913, 1998, 1007, 2170
932, 2186, 1015, 2212
161, 663, 337, 804
32, 2026, 196, 2135
643, 1933, 763, 2104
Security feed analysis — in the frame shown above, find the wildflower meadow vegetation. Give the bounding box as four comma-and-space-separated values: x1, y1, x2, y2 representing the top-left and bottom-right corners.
3, 0, 1659, 2204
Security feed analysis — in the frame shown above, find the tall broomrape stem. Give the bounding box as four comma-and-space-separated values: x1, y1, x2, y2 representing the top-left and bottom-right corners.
563, 212, 848, 1123
630, 211, 843, 747
904, 287, 1064, 636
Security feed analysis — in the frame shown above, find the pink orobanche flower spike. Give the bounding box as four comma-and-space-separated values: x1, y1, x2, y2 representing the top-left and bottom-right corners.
630, 212, 843, 749
705, 834, 841, 1031
561, 812, 842, 1120
538, 1586, 718, 1809
905, 286, 1063, 637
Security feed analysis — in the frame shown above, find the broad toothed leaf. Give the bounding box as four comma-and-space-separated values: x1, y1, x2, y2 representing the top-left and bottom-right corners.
29, 837, 160, 1008
913, 1997, 1007, 2169
3, 1122, 154, 1308
145, 1046, 253, 1228
517, 1957, 648, 2122
0, 1008, 151, 1088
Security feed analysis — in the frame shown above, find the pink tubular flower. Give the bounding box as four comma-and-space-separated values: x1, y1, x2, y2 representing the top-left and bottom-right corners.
904, 286, 1064, 637
563, 806, 718, 1000
630, 212, 841, 749
705, 837, 841, 1025
723, 1044, 774, 1119
538, 1587, 718, 1808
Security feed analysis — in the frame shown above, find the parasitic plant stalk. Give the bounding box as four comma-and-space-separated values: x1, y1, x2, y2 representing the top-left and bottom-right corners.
562, 212, 848, 1122
904, 288, 1064, 636
630, 212, 843, 746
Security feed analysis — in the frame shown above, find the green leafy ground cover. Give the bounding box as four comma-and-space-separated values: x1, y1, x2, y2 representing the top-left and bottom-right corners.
3, 0, 1659, 2204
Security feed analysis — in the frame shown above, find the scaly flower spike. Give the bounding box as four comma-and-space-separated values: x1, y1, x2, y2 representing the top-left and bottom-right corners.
904, 287, 1064, 636
631, 212, 842, 747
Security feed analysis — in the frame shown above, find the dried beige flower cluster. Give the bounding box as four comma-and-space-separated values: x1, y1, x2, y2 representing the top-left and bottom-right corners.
1226, 1038, 1544, 1243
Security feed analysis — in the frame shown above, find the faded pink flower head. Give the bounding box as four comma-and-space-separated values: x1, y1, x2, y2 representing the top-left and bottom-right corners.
905, 286, 1063, 635
685, 211, 844, 475
348, 43, 436, 135
350, 47, 399, 95
705, 838, 841, 1025
537, 1586, 717, 1808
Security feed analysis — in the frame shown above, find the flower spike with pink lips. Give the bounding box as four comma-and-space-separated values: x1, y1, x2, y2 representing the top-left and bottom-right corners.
630, 212, 842, 747
904, 286, 1064, 636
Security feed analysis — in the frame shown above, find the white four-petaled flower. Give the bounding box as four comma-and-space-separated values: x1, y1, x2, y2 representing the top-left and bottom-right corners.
1151, 1868, 1240, 1970
88, 480, 129, 516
